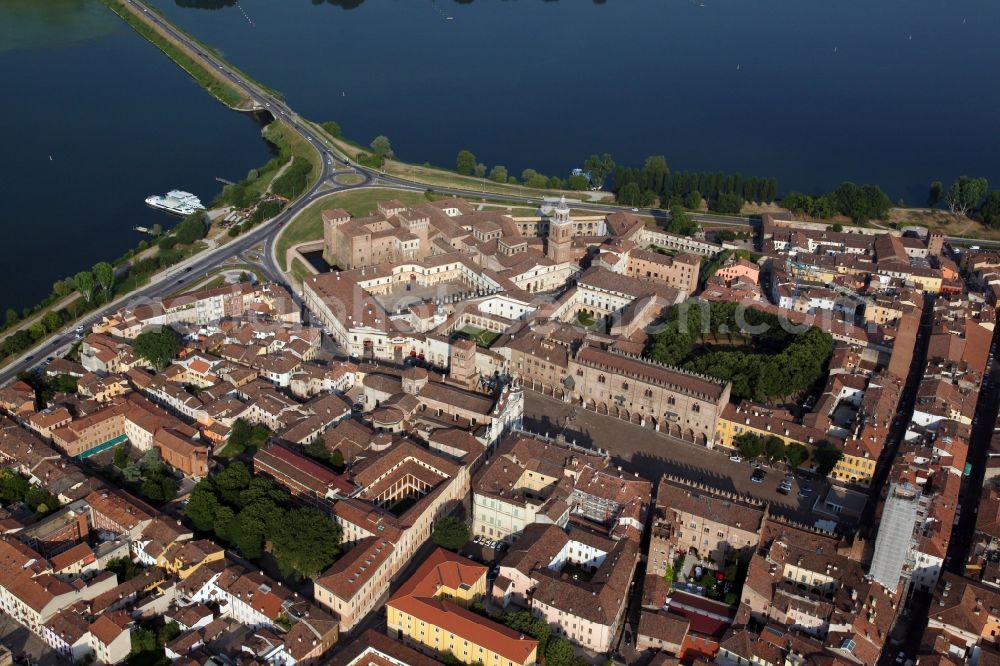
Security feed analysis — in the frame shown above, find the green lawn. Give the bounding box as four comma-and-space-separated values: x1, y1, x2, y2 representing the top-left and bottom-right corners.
456, 325, 500, 349
275, 188, 429, 271
290, 258, 311, 285
576, 311, 598, 329
334, 173, 366, 186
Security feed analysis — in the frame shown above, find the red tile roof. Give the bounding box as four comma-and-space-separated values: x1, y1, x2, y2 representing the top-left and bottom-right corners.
388, 549, 536, 664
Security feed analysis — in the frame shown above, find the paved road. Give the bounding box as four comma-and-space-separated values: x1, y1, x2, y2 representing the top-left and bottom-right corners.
523, 391, 827, 524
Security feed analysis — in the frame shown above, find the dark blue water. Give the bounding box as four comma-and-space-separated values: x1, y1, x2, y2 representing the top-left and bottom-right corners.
0, 0, 271, 313
150, 0, 1000, 204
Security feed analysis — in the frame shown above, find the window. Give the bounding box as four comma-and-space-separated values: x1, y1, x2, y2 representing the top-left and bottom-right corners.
598, 375, 606, 384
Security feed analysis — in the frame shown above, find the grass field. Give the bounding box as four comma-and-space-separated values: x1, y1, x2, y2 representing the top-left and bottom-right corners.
456, 325, 500, 348
333, 173, 366, 186
290, 258, 311, 286
275, 188, 429, 271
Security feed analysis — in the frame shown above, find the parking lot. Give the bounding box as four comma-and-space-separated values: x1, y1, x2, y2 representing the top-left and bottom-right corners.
523, 392, 827, 523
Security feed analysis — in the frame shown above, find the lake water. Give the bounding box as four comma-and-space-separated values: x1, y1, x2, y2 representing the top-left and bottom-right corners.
149, 0, 1000, 204
0, 0, 271, 313
3, 0, 998, 313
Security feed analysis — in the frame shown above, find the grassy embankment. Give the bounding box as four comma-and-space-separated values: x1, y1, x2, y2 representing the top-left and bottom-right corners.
275, 189, 429, 271
307, 121, 615, 204
101, 0, 247, 109
214, 119, 322, 220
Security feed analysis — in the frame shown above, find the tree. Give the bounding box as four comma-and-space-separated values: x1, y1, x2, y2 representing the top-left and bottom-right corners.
141, 477, 165, 503
684, 190, 702, 210
498, 610, 550, 654
321, 120, 342, 138
370, 135, 393, 162
133, 328, 180, 370
545, 639, 576, 666
122, 460, 142, 483
432, 516, 469, 551
763, 436, 786, 464
489, 165, 508, 183
213, 461, 252, 506
271, 507, 342, 579
158, 622, 180, 647
945, 176, 988, 216
828, 223, 844, 233
52, 278, 74, 299
456, 150, 476, 176
130, 628, 157, 656
567, 174, 589, 191
212, 505, 236, 543
0, 470, 29, 504
813, 442, 843, 477
175, 212, 209, 245
93, 261, 114, 297
184, 485, 220, 532
4, 309, 17, 328
734, 433, 764, 460
41, 311, 61, 334
666, 205, 699, 236
524, 171, 550, 189
141, 448, 164, 475
105, 556, 142, 583
785, 443, 809, 469
927, 181, 943, 208
330, 448, 345, 472
618, 182, 641, 206
584, 153, 614, 190
831, 182, 892, 222
74, 271, 95, 303
474, 163, 487, 179
641, 155, 669, 194
982, 191, 1000, 229
712, 192, 744, 215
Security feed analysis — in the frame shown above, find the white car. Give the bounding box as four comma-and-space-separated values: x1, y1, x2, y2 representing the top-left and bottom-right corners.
729, 453, 742, 462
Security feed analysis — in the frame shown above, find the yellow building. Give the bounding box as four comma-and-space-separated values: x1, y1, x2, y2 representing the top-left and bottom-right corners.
830, 444, 878, 486
387, 548, 537, 666
157, 539, 225, 580
715, 403, 827, 452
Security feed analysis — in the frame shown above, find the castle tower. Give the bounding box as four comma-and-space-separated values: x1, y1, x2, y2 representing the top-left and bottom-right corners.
449, 338, 477, 388
926, 230, 944, 257
322, 208, 351, 267
547, 196, 574, 264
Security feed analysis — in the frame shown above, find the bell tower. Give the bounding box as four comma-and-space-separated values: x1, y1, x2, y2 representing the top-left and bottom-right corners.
547, 196, 574, 263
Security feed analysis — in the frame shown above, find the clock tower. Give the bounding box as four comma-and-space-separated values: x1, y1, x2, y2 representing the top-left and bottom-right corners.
547, 196, 574, 264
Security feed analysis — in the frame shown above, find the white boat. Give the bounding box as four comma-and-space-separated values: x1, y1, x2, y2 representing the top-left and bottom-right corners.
145, 189, 206, 216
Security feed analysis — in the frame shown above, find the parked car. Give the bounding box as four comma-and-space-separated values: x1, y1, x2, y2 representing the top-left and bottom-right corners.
798, 486, 814, 498
751, 468, 765, 483
729, 453, 742, 463
778, 479, 792, 495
